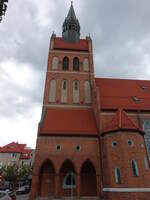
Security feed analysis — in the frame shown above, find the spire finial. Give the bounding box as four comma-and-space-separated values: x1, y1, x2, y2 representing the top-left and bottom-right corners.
71, 1, 73, 5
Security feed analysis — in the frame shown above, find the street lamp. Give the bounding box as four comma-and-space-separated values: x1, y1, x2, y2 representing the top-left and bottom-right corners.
0, 0, 8, 23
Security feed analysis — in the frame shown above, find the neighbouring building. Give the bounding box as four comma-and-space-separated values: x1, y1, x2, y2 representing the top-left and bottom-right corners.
0, 142, 35, 167
30, 3, 150, 200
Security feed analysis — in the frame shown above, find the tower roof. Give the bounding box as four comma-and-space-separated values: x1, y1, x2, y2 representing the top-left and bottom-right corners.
62, 2, 80, 43
66, 2, 77, 22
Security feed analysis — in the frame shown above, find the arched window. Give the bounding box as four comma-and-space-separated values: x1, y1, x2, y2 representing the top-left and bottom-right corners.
48, 79, 56, 102
52, 56, 59, 70
73, 80, 79, 103
63, 81, 67, 90
144, 155, 149, 171
63, 57, 69, 70
61, 80, 68, 103
143, 120, 150, 160
63, 172, 76, 189
73, 57, 79, 71
83, 58, 89, 71
114, 167, 121, 184
131, 160, 139, 177
84, 81, 91, 104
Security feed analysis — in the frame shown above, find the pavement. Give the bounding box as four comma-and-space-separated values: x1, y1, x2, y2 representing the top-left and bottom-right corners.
16, 194, 29, 200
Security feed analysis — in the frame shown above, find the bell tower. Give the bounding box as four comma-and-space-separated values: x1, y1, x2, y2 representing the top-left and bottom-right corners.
43, 2, 95, 107
30, 3, 100, 200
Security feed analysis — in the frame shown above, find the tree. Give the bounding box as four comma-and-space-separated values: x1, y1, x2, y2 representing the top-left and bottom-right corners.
2, 163, 33, 189
19, 164, 33, 184
2, 163, 20, 189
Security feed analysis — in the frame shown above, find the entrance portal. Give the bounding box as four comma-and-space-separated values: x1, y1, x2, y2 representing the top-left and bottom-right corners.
80, 160, 97, 196
39, 160, 55, 197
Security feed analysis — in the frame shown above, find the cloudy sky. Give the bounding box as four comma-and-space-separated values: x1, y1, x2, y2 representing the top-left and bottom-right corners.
0, 0, 150, 148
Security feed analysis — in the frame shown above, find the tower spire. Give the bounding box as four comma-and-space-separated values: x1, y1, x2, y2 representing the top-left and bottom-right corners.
62, 2, 80, 43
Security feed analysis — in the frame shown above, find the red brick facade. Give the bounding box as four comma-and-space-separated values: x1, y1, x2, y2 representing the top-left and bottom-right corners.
30, 11, 150, 199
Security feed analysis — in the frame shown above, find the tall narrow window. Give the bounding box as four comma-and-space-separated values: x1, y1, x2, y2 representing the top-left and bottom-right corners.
63, 57, 69, 70
48, 79, 56, 102
73, 57, 79, 71
61, 80, 68, 103
131, 160, 139, 177
84, 81, 91, 104
143, 120, 150, 160
52, 56, 59, 70
114, 167, 121, 184
144, 155, 149, 171
73, 80, 79, 103
83, 58, 89, 71
63, 81, 66, 90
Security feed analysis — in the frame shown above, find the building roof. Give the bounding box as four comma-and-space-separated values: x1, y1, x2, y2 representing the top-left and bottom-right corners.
53, 37, 88, 51
40, 108, 98, 136
0, 142, 23, 153
96, 78, 150, 110
65, 2, 78, 22
0, 142, 31, 159
102, 109, 144, 134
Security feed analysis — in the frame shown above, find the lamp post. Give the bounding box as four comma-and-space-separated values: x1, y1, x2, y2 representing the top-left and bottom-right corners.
0, 0, 8, 23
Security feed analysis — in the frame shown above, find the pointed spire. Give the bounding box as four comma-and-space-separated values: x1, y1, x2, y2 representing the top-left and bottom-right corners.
66, 2, 76, 21
62, 2, 80, 43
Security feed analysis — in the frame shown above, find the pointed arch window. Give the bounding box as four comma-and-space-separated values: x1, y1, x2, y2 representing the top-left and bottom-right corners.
144, 155, 149, 171
61, 80, 68, 103
63, 81, 67, 90
74, 81, 78, 90
63, 172, 76, 189
114, 167, 121, 184
83, 58, 89, 71
84, 81, 91, 104
143, 120, 150, 160
63, 57, 69, 70
131, 160, 139, 177
73, 80, 79, 103
73, 57, 79, 71
52, 56, 59, 70
48, 79, 56, 102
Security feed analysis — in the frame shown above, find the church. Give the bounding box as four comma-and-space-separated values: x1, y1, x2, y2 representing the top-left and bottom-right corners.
30, 3, 150, 200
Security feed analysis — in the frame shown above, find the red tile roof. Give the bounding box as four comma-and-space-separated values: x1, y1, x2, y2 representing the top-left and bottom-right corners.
96, 78, 150, 110
0, 142, 22, 153
53, 37, 89, 51
103, 109, 144, 134
40, 108, 98, 135
0, 142, 31, 159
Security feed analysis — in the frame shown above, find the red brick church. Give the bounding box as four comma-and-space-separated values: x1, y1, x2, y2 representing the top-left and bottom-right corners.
30, 3, 150, 200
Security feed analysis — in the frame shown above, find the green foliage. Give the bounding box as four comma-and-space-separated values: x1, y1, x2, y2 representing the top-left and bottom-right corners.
2, 163, 20, 188
1, 163, 33, 189
19, 164, 33, 180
